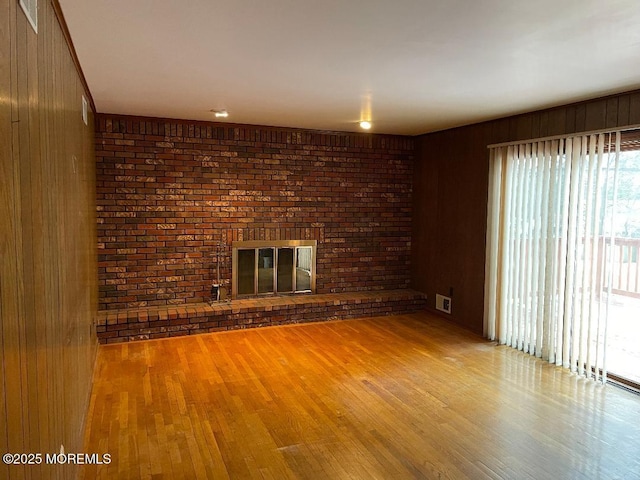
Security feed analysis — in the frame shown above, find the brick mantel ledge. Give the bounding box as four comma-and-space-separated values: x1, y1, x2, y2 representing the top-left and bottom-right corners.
97, 289, 427, 343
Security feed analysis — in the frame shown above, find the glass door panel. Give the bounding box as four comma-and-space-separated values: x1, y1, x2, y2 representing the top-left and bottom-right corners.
295, 247, 312, 292
237, 249, 255, 295
257, 248, 274, 294
604, 148, 640, 385
277, 248, 294, 292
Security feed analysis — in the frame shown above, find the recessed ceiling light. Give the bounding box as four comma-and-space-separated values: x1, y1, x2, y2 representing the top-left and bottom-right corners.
359, 120, 372, 130
211, 109, 229, 118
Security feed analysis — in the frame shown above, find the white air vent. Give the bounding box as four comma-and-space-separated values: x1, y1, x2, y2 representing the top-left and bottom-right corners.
82, 96, 88, 125
435, 294, 451, 314
19, 0, 38, 33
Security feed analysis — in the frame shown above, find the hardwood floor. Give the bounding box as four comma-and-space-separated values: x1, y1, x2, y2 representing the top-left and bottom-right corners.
81, 312, 640, 479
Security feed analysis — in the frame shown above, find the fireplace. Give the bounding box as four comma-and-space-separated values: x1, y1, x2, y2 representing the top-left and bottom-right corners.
231, 240, 317, 298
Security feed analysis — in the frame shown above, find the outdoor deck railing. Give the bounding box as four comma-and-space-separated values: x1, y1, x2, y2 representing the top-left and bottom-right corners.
601, 237, 640, 299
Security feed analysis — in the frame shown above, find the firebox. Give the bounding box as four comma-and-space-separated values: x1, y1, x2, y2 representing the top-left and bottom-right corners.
231, 240, 317, 298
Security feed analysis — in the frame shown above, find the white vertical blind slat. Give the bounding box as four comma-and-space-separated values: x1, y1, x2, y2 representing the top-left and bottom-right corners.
546, 140, 563, 364
554, 138, 571, 366
573, 136, 585, 373
515, 144, 528, 350
535, 142, 550, 357
522, 144, 534, 353
602, 131, 621, 383
582, 135, 597, 378
484, 147, 502, 340
578, 135, 595, 376
508, 147, 519, 348
590, 134, 606, 382
503, 146, 517, 345
541, 140, 556, 361
532, 141, 546, 357
562, 138, 581, 369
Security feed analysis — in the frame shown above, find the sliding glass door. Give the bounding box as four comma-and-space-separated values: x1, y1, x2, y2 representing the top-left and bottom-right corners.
602, 147, 640, 385
485, 129, 640, 385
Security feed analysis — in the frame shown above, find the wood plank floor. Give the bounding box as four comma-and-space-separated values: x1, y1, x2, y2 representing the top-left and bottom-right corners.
81, 312, 640, 479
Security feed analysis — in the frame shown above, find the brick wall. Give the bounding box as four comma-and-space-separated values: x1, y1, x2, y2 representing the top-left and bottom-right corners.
96, 114, 414, 310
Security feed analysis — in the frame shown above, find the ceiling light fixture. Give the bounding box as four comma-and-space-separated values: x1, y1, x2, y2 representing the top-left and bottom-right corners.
211, 109, 229, 118
359, 120, 372, 130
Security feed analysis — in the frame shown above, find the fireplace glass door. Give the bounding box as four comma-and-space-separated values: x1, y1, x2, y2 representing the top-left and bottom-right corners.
257, 248, 274, 294
232, 240, 316, 298
237, 249, 255, 295
277, 247, 294, 292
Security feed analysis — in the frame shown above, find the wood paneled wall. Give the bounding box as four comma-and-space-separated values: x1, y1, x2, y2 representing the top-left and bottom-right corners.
1, 1, 97, 478
412, 90, 640, 334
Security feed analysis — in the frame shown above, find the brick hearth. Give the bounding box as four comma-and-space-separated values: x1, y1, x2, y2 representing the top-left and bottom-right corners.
97, 290, 426, 343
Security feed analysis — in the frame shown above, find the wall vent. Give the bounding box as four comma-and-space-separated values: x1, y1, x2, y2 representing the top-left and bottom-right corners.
19, 0, 38, 33
435, 294, 452, 314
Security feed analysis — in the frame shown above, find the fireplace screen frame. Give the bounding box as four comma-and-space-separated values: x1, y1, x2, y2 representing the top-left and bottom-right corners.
231, 240, 317, 299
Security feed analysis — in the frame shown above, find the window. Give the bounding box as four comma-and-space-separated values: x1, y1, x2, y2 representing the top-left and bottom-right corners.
232, 240, 316, 298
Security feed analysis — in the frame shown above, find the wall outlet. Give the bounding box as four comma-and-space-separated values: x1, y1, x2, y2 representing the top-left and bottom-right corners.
435, 294, 452, 314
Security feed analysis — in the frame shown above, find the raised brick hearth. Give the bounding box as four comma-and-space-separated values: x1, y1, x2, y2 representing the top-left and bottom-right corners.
97, 290, 426, 343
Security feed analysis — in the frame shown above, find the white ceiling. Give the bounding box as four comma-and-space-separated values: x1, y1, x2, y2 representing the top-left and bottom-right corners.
59, 0, 640, 136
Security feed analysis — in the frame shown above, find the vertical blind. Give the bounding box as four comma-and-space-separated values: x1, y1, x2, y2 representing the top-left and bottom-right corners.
484, 131, 621, 382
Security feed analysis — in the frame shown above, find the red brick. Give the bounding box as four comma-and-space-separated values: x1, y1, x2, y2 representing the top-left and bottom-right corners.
97, 114, 414, 309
